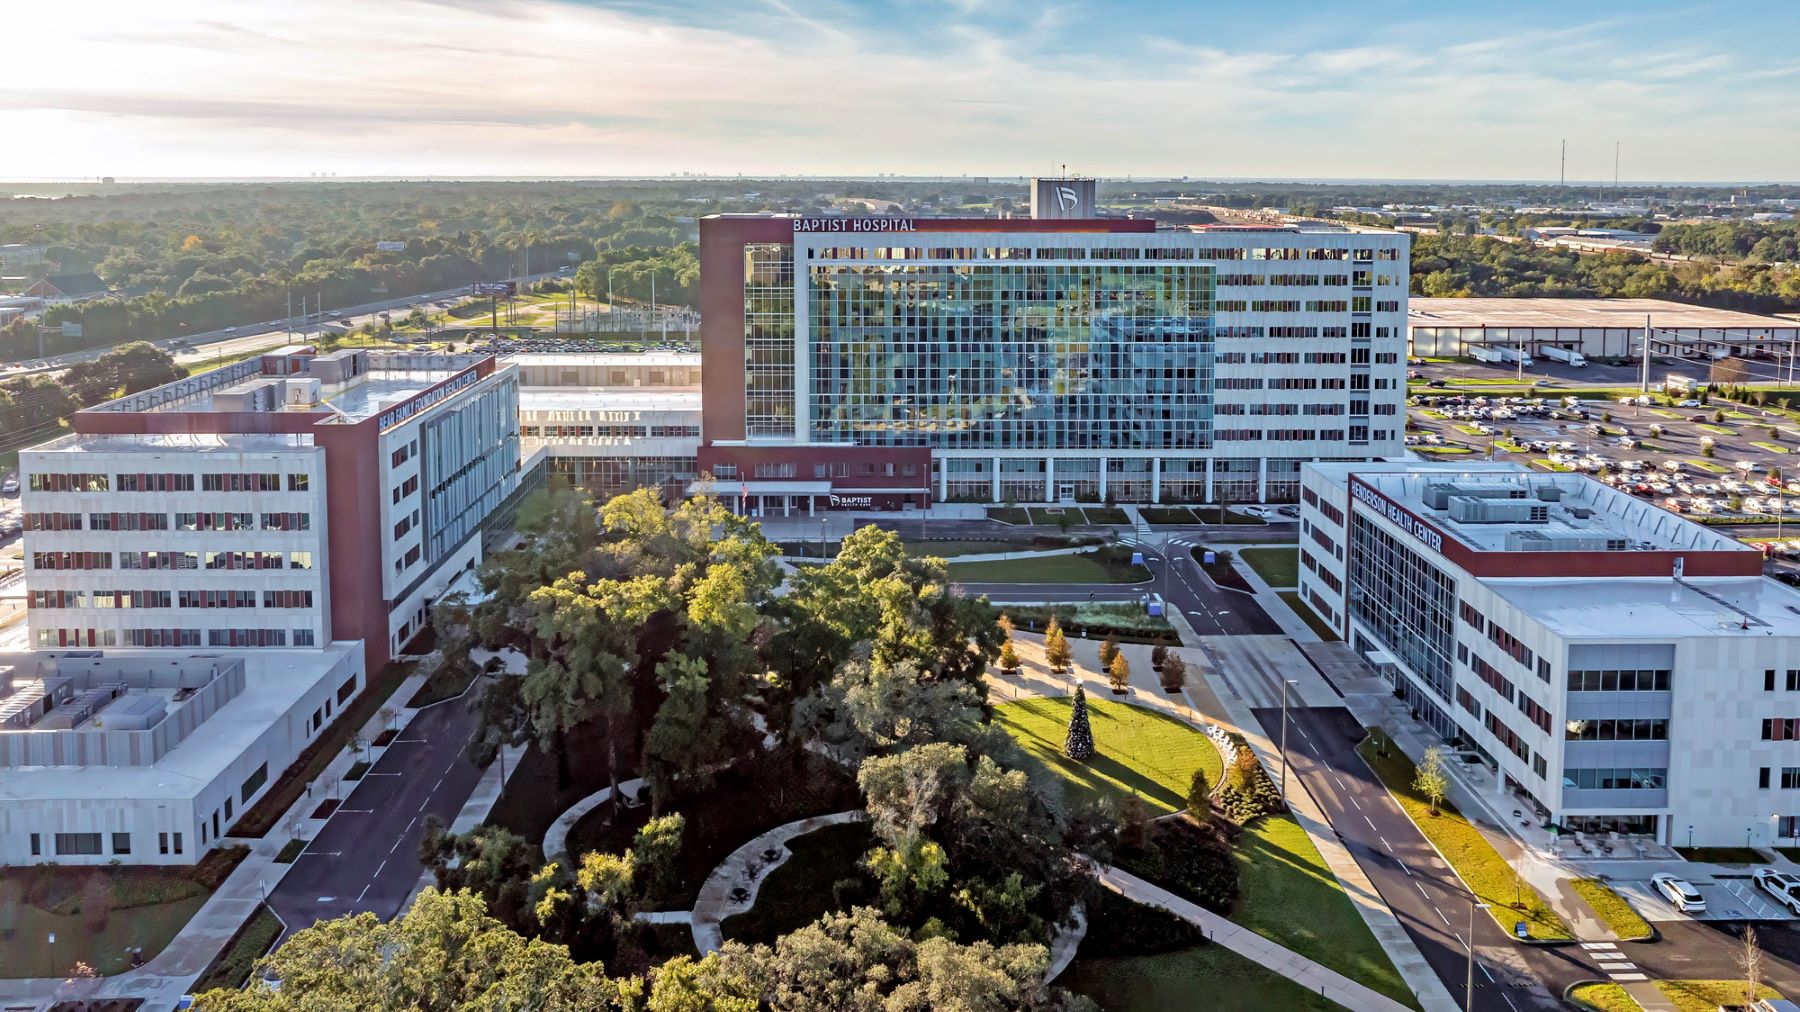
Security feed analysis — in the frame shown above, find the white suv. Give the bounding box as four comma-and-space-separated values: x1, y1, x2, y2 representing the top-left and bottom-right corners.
1754, 868, 1800, 914
1652, 872, 1706, 914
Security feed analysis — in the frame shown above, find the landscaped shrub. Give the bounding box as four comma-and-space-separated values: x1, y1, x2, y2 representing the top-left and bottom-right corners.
1115, 816, 1239, 915
1215, 735, 1284, 823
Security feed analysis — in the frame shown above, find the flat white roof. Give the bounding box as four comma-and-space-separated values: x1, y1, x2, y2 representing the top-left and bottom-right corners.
1409, 297, 1800, 331
1350, 468, 1750, 556
0, 644, 357, 803
1486, 577, 1800, 639
25, 432, 318, 455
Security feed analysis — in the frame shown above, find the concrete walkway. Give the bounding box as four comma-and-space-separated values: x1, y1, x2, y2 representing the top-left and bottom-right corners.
0, 665, 444, 1010
985, 628, 1454, 1011
691, 811, 869, 954
541, 777, 648, 861
1208, 540, 1319, 643
1097, 864, 1417, 1012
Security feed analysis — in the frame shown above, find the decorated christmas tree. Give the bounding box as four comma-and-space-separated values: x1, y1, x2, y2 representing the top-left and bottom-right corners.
1065, 685, 1095, 761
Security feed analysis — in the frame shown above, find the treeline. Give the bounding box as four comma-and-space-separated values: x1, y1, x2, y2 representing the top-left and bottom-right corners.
1653, 220, 1800, 262
1411, 233, 1800, 313
573, 242, 699, 307
0, 342, 185, 446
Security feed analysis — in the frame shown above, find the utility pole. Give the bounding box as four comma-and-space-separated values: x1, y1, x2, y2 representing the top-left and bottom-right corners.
1560, 139, 1566, 186
1641, 315, 1652, 394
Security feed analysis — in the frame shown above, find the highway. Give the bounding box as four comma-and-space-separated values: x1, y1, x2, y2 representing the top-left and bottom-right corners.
3, 270, 568, 377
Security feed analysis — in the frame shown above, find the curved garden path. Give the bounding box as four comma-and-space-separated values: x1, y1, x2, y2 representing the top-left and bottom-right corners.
541, 776, 646, 861
690, 811, 868, 954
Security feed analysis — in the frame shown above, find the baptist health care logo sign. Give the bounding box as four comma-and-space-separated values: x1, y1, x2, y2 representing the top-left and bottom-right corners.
1056, 185, 1080, 212
1350, 481, 1445, 554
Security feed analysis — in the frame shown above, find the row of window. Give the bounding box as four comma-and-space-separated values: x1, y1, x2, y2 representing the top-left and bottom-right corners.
1215, 427, 1389, 442
1766, 669, 1800, 692
1565, 767, 1666, 791
1567, 668, 1673, 693
1758, 767, 1800, 790
32, 550, 317, 571
31, 472, 311, 493
26, 511, 312, 532
804, 246, 1401, 262
1564, 717, 1667, 741
33, 627, 315, 648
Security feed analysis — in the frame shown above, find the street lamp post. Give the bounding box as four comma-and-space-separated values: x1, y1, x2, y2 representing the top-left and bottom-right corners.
1279, 679, 1299, 803
1466, 899, 1491, 1012
1688, 824, 1694, 849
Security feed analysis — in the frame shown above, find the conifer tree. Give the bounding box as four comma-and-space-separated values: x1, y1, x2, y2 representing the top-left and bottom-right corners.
1064, 685, 1095, 761
1044, 616, 1072, 674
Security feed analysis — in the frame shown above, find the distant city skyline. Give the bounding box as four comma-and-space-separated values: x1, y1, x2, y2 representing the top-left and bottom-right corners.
5, 0, 1797, 183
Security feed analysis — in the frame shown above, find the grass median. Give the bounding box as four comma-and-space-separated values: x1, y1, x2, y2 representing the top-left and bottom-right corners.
1570, 979, 1782, 1012
996, 697, 1222, 816
1356, 735, 1572, 941
1238, 546, 1299, 588
946, 549, 1148, 584
1570, 878, 1652, 941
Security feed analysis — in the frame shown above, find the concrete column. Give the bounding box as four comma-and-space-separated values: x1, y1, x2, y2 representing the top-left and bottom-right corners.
937, 461, 947, 502
1097, 456, 1108, 502
1151, 457, 1162, 504
1257, 457, 1268, 503
808, 496, 815, 517
1205, 457, 1215, 504
1045, 457, 1055, 504
990, 457, 1001, 504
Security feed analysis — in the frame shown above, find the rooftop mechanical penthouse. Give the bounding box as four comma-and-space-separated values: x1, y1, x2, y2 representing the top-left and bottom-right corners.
697, 203, 1410, 513
19, 346, 520, 672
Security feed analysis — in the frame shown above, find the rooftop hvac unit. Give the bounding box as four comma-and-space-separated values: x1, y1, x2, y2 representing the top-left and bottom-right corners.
1534, 486, 1566, 501
1505, 530, 1626, 552
1565, 506, 1594, 519
1448, 496, 1549, 524
1424, 483, 1528, 510
284, 377, 322, 406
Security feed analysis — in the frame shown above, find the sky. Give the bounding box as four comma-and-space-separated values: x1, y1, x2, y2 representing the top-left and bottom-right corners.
4, 0, 1797, 183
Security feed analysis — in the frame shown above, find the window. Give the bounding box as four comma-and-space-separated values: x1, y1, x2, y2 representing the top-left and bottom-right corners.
1784, 767, 1800, 790
288, 473, 310, 491
1770, 669, 1778, 691
159, 832, 170, 855
55, 832, 103, 856
1564, 768, 1666, 791
30, 833, 40, 857
173, 832, 183, 855
1567, 668, 1673, 692
337, 675, 358, 704
112, 832, 131, 855
1763, 718, 1800, 741
293, 628, 316, 647
241, 762, 269, 803
1763, 767, 1773, 789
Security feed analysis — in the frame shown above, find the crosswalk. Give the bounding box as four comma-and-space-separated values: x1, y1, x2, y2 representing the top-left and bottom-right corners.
1580, 941, 1646, 981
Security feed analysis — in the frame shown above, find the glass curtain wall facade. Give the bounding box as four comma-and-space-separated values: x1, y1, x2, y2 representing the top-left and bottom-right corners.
804, 262, 1215, 451
1348, 511, 1459, 738
744, 244, 796, 438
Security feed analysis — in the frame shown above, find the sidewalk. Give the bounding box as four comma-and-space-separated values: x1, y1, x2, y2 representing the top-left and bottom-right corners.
1209, 541, 1318, 643
0, 665, 441, 1010
1198, 663, 1460, 1012
1096, 864, 1417, 1012
982, 632, 1456, 1012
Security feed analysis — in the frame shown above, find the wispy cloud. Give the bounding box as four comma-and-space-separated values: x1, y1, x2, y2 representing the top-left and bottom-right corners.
0, 0, 1794, 180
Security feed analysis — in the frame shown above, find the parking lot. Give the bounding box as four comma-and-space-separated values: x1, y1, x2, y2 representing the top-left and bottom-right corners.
1614, 874, 1800, 923
1409, 387, 1800, 538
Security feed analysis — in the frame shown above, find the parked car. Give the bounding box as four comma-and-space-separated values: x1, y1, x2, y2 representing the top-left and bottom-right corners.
1652, 872, 1706, 913
0, 478, 16, 496
1276, 504, 1301, 517
1754, 868, 1800, 913
1242, 506, 1274, 519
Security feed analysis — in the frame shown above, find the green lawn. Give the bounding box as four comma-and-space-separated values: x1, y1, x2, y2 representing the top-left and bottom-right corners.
1063, 943, 1341, 1012
902, 539, 1029, 558
1238, 547, 1299, 588
1687, 459, 1729, 473
1754, 441, 1790, 454
1570, 979, 1781, 1012
1699, 423, 1738, 435
719, 820, 872, 944
1571, 878, 1652, 941
1234, 815, 1417, 1006
988, 507, 1031, 525
945, 552, 1147, 584
995, 698, 1223, 816
1141, 506, 1199, 524
1277, 591, 1339, 641
1357, 737, 1572, 940
1416, 445, 1476, 455
1029, 506, 1085, 526
0, 891, 208, 978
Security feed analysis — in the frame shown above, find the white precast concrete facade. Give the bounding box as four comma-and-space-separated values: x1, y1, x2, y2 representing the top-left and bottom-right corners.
0, 645, 364, 866
1299, 460, 1800, 847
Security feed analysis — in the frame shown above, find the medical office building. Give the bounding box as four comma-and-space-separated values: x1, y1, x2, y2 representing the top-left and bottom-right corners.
1298, 460, 1800, 847
695, 192, 1411, 514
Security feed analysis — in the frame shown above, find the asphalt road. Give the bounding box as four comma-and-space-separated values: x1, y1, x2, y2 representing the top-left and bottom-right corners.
856, 517, 1303, 547
1254, 704, 1568, 1012
948, 541, 1282, 637
267, 688, 486, 938
3, 270, 567, 376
